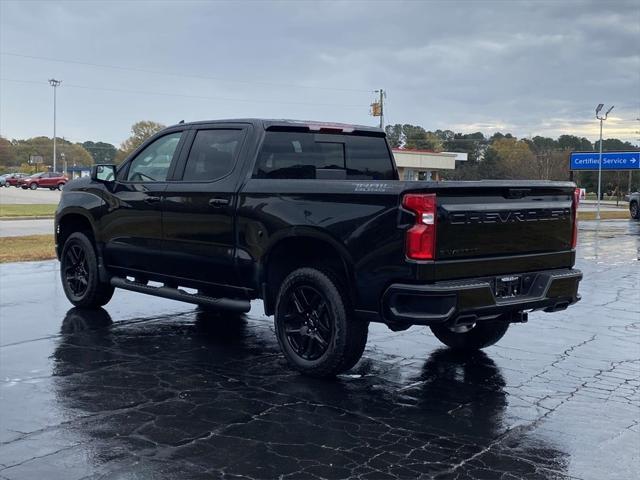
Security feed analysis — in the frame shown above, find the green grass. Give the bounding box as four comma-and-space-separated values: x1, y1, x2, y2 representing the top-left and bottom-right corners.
0, 204, 56, 218
578, 210, 630, 221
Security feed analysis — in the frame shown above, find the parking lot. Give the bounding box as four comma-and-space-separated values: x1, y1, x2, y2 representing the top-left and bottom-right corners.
0, 220, 638, 479
0, 187, 61, 205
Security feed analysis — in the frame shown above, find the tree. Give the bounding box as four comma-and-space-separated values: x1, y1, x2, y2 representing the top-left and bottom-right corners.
524, 136, 567, 180
479, 138, 536, 179
557, 135, 592, 152
82, 141, 117, 164
595, 138, 638, 152
385, 124, 403, 148
0, 136, 16, 168
9, 137, 92, 169
118, 120, 166, 161
383, 124, 443, 151
443, 132, 487, 163
58, 143, 93, 167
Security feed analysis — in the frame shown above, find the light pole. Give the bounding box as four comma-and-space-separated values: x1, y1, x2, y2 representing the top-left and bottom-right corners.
49, 79, 62, 172
595, 103, 614, 221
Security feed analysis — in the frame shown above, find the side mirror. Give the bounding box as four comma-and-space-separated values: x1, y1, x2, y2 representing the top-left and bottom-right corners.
91, 164, 116, 183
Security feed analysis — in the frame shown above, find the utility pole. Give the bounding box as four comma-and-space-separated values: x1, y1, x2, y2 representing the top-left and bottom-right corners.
633, 118, 640, 195
371, 89, 386, 129
377, 89, 385, 129
595, 103, 614, 221
49, 79, 62, 172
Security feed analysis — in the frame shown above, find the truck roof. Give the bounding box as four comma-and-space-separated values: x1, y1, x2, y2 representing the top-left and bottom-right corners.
170, 118, 384, 134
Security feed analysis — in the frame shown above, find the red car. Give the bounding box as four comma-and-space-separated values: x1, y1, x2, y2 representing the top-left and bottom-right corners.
3, 173, 29, 187
19, 172, 68, 190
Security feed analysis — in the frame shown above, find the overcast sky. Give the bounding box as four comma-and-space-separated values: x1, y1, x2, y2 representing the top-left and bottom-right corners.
1, 0, 638, 147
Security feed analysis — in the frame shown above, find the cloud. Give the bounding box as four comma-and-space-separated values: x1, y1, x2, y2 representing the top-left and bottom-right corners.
0, 0, 638, 145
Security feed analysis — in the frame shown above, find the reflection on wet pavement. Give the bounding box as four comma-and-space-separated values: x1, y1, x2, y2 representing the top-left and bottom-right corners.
0, 220, 638, 479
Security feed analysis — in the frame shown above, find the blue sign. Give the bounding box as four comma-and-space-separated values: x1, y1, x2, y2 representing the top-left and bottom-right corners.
570, 151, 640, 171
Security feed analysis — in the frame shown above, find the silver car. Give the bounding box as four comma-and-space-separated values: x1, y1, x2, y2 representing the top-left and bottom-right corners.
629, 192, 640, 220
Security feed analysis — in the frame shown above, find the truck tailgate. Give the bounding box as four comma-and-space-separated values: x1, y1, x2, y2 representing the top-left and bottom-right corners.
419, 183, 575, 261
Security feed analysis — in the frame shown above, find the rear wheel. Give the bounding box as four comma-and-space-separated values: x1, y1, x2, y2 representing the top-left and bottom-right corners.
630, 201, 639, 220
60, 232, 114, 308
430, 318, 510, 350
274, 267, 368, 377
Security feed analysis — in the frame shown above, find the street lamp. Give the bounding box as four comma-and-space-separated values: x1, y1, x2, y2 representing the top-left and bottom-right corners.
595, 103, 614, 221
48, 79, 62, 172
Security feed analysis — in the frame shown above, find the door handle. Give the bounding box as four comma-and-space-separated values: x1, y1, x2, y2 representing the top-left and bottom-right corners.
208, 198, 230, 207
144, 196, 162, 204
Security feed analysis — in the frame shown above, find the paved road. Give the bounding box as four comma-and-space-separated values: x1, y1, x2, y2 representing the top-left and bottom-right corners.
0, 219, 54, 237
0, 187, 61, 205
0, 220, 638, 479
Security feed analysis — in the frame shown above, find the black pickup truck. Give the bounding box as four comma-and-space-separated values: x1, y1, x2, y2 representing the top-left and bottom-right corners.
56, 119, 582, 377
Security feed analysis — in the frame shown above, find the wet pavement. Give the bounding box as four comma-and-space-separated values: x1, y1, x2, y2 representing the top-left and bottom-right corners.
1, 220, 638, 479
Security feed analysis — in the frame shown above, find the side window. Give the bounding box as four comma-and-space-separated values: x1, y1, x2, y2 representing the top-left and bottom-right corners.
182, 129, 245, 182
126, 132, 182, 182
253, 131, 394, 180
253, 132, 345, 179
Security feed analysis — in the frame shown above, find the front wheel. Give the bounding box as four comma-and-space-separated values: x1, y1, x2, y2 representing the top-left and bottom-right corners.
274, 267, 368, 377
60, 232, 114, 308
430, 318, 510, 350
630, 201, 639, 220
29, 183, 37, 190
57, 182, 65, 191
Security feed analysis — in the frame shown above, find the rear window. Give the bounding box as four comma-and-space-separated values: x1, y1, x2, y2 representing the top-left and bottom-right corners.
253, 131, 394, 180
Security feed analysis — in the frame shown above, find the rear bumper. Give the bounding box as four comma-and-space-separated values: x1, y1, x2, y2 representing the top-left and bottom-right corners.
381, 268, 582, 326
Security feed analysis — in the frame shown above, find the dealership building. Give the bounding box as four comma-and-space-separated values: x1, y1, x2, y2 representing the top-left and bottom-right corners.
392, 149, 466, 181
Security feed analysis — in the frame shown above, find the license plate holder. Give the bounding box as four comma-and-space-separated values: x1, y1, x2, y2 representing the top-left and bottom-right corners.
494, 275, 522, 298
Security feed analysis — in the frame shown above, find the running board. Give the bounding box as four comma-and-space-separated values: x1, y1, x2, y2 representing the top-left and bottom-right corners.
110, 277, 251, 313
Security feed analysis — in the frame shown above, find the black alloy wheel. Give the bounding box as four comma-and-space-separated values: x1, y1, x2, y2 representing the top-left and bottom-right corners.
274, 267, 369, 377
60, 232, 115, 307
63, 243, 90, 297
282, 284, 332, 361
631, 202, 639, 220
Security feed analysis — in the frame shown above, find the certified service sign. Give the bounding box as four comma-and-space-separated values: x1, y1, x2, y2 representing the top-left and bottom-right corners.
570, 151, 640, 171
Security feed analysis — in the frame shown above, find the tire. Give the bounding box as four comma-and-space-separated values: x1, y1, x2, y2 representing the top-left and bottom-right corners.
60, 231, 114, 308
430, 318, 510, 350
274, 267, 368, 377
630, 201, 639, 220
57, 182, 65, 191
29, 183, 37, 190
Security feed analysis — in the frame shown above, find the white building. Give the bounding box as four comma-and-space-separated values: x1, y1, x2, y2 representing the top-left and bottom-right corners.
393, 149, 464, 181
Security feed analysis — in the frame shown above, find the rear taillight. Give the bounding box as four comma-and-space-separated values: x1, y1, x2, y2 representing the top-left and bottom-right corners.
571, 187, 580, 248
403, 193, 437, 260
